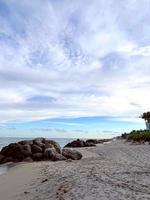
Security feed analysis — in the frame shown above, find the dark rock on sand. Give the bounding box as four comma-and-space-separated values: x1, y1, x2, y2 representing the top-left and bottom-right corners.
86, 139, 98, 144
86, 139, 111, 144
23, 157, 33, 162
33, 138, 45, 148
32, 153, 43, 161
44, 148, 66, 161
52, 153, 66, 161
22, 144, 32, 156
64, 139, 85, 148
31, 144, 42, 154
33, 138, 61, 153
0, 138, 83, 164
18, 140, 33, 145
62, 148, 82, 160
2, 157, 17, 163
65, 139, 96, 148
1, 143, 26, 161
44, 148, 57, 159
43, 143, 54, 151
0, 154, 5, 163
44, 140, 61, 153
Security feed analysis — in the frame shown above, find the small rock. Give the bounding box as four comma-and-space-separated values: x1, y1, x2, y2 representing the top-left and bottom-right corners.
24, 191, 30, 194
41, 179, 48, 183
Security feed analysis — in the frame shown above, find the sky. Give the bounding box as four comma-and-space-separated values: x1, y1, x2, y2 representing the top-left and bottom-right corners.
0, 0, 149, 138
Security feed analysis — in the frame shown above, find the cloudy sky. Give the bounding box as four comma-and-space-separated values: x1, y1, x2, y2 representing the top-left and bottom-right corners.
0, 0, 149, 138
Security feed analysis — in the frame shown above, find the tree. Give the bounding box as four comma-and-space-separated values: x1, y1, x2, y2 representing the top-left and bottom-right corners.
141, 112, 150, 130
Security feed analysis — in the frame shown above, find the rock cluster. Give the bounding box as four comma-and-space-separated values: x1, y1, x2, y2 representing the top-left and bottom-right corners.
64, 139, 96, 148
65, 138, 112, 148
0, 138, 82, 164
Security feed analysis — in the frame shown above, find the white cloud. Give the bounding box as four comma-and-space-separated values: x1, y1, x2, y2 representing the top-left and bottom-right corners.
0, 0, 150, 123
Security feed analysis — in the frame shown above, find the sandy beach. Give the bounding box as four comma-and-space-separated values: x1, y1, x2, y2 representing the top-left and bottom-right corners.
0, 140, 150, 200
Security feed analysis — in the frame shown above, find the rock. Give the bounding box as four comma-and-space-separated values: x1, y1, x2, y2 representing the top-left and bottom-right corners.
64, 139, 85, 148
44, 148, 56, 159
0, 138, 84, 164
97, 139, 111, 144
18, 140, 33, 145
86, 139, 98, 144
0, 154, 5, 163
23, 157, 33, 162
1, 143, 17, 157
85, 142, 96, 147
41, 179, 48, 183
43, 143, 54, 151
44, 140, 61, 153
2, 157, 17, 164
32, 153, 43, 161
21, 144, 32, 157
62, 148, 82, 160
24, 191, 30, 194
65, 139, 96, 148
33, 138, 45, 144
31, 144, 42, 154
33, 138, 61, 153
1, 143, 25, 161
52, 153, 66, 161
23, 144, 32, 152
44, 148, 66, 161
33, 138, 45, 148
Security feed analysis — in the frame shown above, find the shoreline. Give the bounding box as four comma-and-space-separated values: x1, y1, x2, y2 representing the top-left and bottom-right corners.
0, 162, 19, 175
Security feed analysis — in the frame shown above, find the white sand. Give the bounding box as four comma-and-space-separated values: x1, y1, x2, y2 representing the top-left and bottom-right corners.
1, 140, 150, 200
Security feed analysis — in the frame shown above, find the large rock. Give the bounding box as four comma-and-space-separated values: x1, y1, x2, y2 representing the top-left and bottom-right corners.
1, 143, 25, 161
44, 148, 66, 161
44, 140, 61, 153
23, 157, 33, 162
86, 139, 98, 144
85, 142, 96, 147
18, 140, 33, 145
32, 153, 43, 161
2, 157, 17, 163
21, 144, 32, 157
33, 138, 45, 148
65, 139, 85, 148
33, 138, 61, 153
65, 139, 96, 148
0, 138, 82, 164
62, 148, 82, 160
31, 144, 42, 154
43, 143, 54, 151
53, 153, 67, 161
33, 137, 45, 144
0, 154, 5, 163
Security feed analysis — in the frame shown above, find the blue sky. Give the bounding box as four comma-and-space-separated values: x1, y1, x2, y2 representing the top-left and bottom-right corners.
0, 0, 149, 138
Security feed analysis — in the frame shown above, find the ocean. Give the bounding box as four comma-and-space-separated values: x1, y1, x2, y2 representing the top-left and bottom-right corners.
0, 137, 75, 150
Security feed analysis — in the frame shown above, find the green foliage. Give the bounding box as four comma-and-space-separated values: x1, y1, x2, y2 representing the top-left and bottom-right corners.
141, 111, 150, 122
124, 130, 150, 142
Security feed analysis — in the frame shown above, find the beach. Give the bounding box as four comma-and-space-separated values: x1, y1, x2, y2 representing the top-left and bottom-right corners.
0, 140, 150, 200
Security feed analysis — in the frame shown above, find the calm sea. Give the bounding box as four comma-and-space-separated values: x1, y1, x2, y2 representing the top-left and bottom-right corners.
0, 137, 75, 150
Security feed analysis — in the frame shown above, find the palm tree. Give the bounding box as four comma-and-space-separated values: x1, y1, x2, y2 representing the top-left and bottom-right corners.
141, 112, 150, 130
